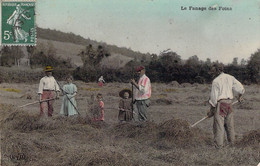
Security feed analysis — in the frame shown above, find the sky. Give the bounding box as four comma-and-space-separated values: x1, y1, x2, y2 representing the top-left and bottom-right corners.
36, 0, 260, 64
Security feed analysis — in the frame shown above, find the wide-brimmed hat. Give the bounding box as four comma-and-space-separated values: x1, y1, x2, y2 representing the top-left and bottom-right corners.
136, 66, 145, 72
44, 66, 53, 72
119, 88, 132, 98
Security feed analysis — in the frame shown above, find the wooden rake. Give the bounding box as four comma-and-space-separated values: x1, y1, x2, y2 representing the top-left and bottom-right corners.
190, 100, 239, 128
18, 98, 56, 108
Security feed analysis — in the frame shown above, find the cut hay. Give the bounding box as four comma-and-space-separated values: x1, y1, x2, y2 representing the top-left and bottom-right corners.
236, 101, 254, 110
236, 129, 260, 148
2, 109, 108, 132
169, 81, 180, 87
181, 83, 192, 88
0, 104, 113, 166
201, 87, 210, 93
155, 118, 211, 148
154, 98, 172, 105
113, 122, 158, 141
19, 93, 33, 99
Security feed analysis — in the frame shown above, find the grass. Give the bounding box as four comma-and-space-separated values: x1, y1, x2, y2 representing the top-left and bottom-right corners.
80, 87, 100, 91
0, 88, 21, 93
163, 88, 178, 92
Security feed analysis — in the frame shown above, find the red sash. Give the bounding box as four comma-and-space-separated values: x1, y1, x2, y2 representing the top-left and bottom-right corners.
219, 102, 232, 117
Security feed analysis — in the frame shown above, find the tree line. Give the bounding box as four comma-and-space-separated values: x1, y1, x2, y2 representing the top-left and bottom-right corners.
0, 33, 259, 84
74, 46, 260, 84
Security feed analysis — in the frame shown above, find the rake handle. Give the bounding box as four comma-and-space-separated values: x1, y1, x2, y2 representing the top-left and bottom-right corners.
190, 100, 239, 128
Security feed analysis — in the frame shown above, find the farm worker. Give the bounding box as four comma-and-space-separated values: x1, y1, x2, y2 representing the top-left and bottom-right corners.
207, 63, 245, 148
92, 93, 105, 121
118, 89, 133, 122
131, 66, 151, 122
38, 66, 60, 117
60, 75, 78, 116
98, 76, 105, 87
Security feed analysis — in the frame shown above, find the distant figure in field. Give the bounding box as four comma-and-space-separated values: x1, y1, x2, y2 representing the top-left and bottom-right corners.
131, 66, 151, 122
38, 66, 60, 117
98, 76, 105, 87
92, 93, 105, 121
118, 89, 133, 122
207, 63, 245, 148
60, 75, 78, 116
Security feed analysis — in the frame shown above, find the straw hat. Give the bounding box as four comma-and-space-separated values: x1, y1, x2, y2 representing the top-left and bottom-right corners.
44, 66, 53, 72
119, 88, 132, 98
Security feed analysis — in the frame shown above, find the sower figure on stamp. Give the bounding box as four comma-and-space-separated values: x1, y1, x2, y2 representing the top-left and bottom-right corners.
38, 66, 60, 117
7, 4, 31, 42
207, 63, 245, 148
131, 66, 151, 122
118, 89, 133, 122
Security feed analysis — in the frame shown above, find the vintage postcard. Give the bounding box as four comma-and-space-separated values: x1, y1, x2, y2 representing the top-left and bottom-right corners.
0, 0, 259, 166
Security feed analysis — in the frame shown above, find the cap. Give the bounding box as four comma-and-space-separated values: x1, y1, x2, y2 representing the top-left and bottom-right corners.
136, 66, 145, 72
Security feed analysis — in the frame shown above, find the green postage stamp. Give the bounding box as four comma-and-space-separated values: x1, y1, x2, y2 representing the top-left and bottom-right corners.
0, 0, 36, 46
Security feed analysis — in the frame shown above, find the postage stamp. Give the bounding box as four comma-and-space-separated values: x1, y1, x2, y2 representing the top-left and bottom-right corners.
0, 0, 36, 46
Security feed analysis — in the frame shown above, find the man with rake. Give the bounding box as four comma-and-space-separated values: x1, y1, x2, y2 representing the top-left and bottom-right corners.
207, 63, 245, 148
38, 66, 60, 117
131, 66, 151, 122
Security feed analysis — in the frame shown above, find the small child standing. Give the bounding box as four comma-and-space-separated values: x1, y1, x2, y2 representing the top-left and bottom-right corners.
118, 89, 133, 122
92, 93, 104, 121
60, 75, 78, 116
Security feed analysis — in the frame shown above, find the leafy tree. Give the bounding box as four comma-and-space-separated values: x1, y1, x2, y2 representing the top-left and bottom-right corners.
29, 42, 72, 68
240, 58, 247, 66
79, 44, 110, 67
247, 49, 260, 83
186, 55, 200, 66
0, 46, 24, 66
232, 57, 238, 66
205, 58, 211, 65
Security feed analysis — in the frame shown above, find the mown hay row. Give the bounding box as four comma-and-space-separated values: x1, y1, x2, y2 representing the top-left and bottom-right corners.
1, 103, 258, 166
236, 129, 260, 149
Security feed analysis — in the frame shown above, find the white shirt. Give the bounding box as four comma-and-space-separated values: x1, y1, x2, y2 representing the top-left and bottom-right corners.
135, 74, 151, 100
98, 76, 105, 83
38, 76, 60, 94
209, 73, 245, 107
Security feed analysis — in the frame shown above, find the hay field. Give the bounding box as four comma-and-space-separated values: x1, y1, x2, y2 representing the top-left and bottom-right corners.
0, 81, 259, 166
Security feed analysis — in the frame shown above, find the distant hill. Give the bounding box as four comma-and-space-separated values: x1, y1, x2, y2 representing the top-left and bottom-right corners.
38, 38, 133, 68
37, 38, 85, 67
37, 27, 150, 62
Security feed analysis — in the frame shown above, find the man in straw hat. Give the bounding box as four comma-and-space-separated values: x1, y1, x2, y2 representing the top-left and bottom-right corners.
118, 88, 133, 122
38, 66, 60, 117
131, 66, 151, 122
207, 63, 245, 148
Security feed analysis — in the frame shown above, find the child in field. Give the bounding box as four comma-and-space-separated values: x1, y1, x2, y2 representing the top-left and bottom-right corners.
60, 76, 78, 116
92, 93, 104, 121
118, 89, 133, 122
98, 76, 105, 87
